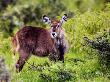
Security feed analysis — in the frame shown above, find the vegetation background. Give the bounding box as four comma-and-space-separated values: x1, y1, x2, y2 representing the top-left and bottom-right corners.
0, 0, 110, 82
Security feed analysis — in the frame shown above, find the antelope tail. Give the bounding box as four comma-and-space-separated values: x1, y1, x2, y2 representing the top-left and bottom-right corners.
11, 34, 20, 55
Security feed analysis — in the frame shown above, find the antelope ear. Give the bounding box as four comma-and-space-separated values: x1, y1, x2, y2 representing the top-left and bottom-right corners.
61, 14, 68, 22
58, 14, 68, 28
42, 15, 51, 24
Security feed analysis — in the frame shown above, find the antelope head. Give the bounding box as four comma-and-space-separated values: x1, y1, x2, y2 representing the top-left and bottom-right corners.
42, 14, 68, 38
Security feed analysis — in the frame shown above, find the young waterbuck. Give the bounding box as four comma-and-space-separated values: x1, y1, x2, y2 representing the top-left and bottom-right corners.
12, 14, 68, 72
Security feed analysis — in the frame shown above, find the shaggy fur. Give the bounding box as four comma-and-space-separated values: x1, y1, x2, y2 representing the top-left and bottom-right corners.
12, 20, 68, 72
12, 26, 60, 72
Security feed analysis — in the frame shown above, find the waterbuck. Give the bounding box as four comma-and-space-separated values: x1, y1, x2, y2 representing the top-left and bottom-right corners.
12, 14, 68, 72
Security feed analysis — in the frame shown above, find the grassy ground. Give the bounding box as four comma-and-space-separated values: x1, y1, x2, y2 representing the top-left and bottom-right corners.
1, 1, 110, 81
0, 37, 110, 82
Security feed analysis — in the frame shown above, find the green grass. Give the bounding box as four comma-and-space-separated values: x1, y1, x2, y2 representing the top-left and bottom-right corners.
0, 37, 110, 82
1, 1, 110, 81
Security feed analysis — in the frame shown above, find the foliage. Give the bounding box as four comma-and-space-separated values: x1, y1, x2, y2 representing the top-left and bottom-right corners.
1, 0, 110, 82
84, 30, 110, 74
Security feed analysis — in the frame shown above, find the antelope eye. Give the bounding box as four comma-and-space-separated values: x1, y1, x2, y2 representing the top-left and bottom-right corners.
57, 23, 60, 28
57, 25, 59, 27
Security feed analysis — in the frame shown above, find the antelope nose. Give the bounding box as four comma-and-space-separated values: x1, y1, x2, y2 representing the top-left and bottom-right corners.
52, 33, 55, 36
